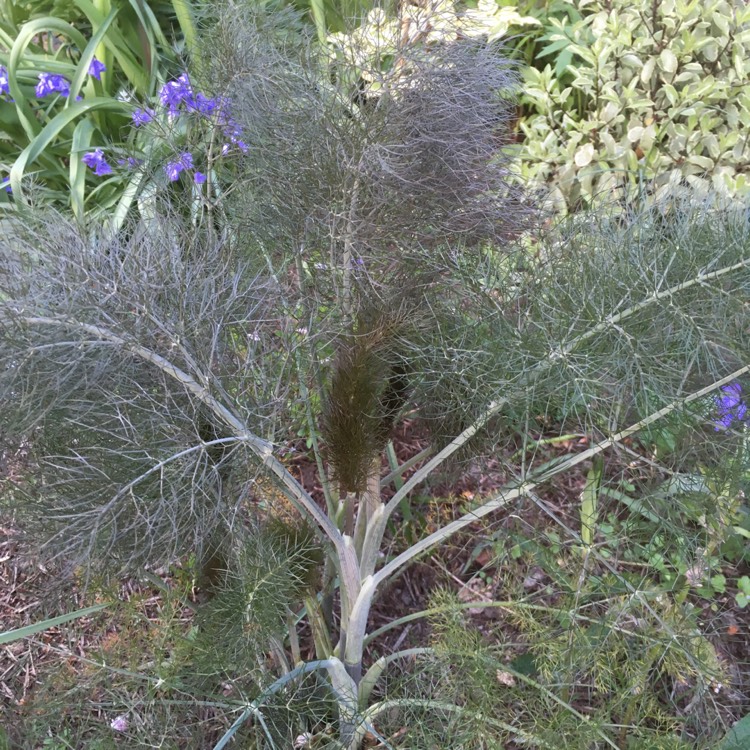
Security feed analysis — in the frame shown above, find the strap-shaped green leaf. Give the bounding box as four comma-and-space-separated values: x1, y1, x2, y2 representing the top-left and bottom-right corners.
10, 96, 129, 200
8, 17, 88, 140
66, 6, 120, 104
72, 0, 147, 91
0, 603, 108, 646
128, 0, 171, 83
171, 0, 197, 54
70, 117, 95, 219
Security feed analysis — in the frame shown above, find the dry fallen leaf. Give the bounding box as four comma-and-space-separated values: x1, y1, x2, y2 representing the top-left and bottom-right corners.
496, 669, 516, 687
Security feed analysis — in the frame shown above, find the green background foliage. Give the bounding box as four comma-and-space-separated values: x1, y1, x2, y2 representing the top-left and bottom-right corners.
0, 0, 195, 217
513, 0, 750, 211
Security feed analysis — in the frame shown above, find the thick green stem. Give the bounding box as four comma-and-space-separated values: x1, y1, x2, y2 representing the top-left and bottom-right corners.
359, 647, 433, 707
343, 574, 375, 685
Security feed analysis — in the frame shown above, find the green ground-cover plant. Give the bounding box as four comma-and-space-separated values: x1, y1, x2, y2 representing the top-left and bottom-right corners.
513, 0, 750, 212
1, 3, 750, 748
461, 448, 749, 746
0, 0, 197, 218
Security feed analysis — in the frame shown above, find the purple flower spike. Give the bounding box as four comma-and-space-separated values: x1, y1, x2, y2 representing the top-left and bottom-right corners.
132, 107, 154, 127
220, 140, 249, 156
222, 119, 243, 139
88, 58, 106, 80
0, 66, 9, 97
164, 151, 194, 181
714, 382, 749, 431
36, 72, 71, 98
164, 162, 182, 181
194, 171, 207, 184
82, 148, 112, 176
189, 93, 217, 115
159, 73, 193, 116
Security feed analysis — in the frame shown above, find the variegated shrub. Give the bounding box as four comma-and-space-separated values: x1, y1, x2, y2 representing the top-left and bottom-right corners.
517, 0, 750, 211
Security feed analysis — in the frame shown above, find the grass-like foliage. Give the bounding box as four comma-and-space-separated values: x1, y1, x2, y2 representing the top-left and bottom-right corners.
1, 3, 749, 748
0, 0, 198, 217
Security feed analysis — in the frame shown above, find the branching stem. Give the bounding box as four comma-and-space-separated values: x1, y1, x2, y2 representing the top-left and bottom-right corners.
373, 363, 749, 586
17, 315, 344, 549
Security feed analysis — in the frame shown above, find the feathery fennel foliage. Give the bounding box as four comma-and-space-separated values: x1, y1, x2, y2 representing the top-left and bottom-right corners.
1, 3, 749, 748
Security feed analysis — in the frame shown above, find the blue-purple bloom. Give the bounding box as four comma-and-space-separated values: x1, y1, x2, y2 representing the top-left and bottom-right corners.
188, 93, 218, 115
164, 151, 194, 181
220, 137, 248, 155
1, 176, 11, 193
714, 382, 749, 431
194, 171, 207, 184
159, 73, 193, 116
36, 72, 71, 98
88, 58, 106, 80
210, 98, 249, 153
158, 74, 223, 118
218, 112, 249, 152
221, 117, 243, 138
82, 148, 113, 176
131, 107, 154, 127
0, 66, 9, 97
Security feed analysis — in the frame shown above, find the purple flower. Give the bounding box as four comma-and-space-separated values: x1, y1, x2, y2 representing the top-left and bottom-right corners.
35, 72, 71, 98
714, 382, 749, 431
220, 117, 244, 139
221, 118, 243, 139
164, 162, 182, 181
213, 100, 250, 153
159, 73, 193, 116
164, 151, 194, 181
194, 171, 207, 184
0, 66, 9, 97
82, 148, 113, 176
220, 139, 248, 155
131, 107, 154, 127
110, 715, 129, 732
88, 58, 106, 80
1, 176, 11, 193
188, 93, 218, 115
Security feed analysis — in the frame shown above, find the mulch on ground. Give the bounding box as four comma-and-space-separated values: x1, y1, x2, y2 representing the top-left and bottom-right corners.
2, 424, 750, 746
